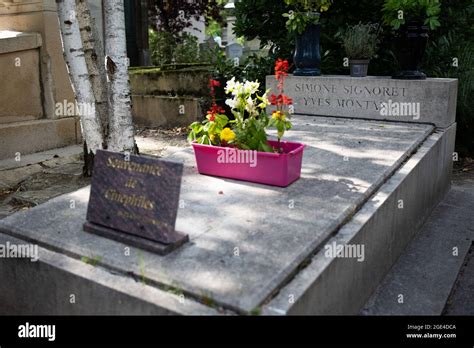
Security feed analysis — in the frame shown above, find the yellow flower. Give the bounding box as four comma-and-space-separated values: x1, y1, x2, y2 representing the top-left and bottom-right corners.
210, 134, 216, 142
272, 111, 286, 121
220, 128, 236, 142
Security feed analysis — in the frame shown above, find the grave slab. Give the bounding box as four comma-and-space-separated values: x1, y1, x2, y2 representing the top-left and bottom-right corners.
0, 116, 435, 314
263, 124, 456, 315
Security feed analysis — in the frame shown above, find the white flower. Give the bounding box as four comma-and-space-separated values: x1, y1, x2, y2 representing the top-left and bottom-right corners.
258, 90, 270, 109
225, 77, 237, 94
225, 97, 238, 109
226, 77, 244, 97
243, 80, 260, 95
245, 96, 256, 115
233, 81, 244, 96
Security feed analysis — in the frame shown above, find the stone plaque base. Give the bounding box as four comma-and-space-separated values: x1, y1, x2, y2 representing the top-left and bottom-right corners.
83, 222, 189, 256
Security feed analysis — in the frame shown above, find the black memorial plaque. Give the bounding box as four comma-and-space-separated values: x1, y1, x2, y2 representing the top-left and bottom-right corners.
83, 150, 188, 255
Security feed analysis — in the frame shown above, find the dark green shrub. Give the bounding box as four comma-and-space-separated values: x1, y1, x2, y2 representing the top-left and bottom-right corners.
233, 0, 474, 156
149, 31, 201, 66
382, 0, 441, 30
423, 0, 474, 156
234, 0, 294, 61
340, 23, 382, 59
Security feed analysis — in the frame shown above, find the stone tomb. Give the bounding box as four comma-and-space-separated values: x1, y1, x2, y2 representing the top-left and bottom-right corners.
0, 76, 456, 315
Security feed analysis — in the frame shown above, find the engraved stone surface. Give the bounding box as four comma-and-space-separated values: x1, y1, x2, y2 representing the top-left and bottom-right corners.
84, 150, 187, 252
225, 43, 243, 59
266, 75, 457, 128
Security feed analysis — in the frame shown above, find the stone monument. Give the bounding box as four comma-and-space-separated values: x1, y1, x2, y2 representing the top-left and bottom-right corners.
0, 74, 458, 315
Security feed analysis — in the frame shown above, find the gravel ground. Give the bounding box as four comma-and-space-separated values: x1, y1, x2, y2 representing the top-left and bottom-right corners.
0, 127, 190, 218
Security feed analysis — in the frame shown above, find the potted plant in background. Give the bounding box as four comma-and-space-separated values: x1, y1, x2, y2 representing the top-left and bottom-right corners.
340, 23, 382, 77
188, 59, 304, 187
283, 0, 333, 76
382, 0, 442, 79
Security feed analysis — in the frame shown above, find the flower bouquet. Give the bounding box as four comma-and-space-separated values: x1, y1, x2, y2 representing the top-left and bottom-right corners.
188, 59, 305, 187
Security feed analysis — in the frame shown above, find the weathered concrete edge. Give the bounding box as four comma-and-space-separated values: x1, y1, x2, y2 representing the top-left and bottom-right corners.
262, 123, 456, 315
0, 233, 222, 315
0, 118, 81, 160
360, 186, 474, 315
0, 32, 42, 54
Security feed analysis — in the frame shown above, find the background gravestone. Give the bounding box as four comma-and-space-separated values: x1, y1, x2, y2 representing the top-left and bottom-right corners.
200, 37, 219, 63
225, 43, 243, 60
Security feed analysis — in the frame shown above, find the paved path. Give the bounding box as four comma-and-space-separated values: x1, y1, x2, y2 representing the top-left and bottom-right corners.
361, 170, 474, 315
0, 130, 188, 219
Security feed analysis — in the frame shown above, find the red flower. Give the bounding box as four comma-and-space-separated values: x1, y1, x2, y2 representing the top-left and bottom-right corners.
282, 95, 293, 105
270, 93, 292, 107
275, 59, 289, 73
269, 94, 279, 105
275, 59, 289, 79
209, 79, 221, 88
207, 104, 225, 119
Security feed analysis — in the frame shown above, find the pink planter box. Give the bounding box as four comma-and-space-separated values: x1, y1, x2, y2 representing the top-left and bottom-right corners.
191, 140, 305, 187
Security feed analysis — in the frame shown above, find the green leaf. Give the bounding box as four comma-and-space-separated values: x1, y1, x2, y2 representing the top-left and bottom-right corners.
216, 114, 229, 128
260, 142, 274, 153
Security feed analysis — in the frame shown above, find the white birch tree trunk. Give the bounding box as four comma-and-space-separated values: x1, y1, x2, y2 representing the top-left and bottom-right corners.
75, 0, 109, 137
103, 0, 136, 153
56, 0, 104, 153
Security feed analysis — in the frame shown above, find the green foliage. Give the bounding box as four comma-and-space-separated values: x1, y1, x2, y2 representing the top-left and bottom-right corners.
207, 46, 274, 96
284, 0, 332, 11
205, 19, 222, 37
283, 11, 320, 35
269, 111, 293, 141
81, 255, 102, 266
233, 111, 272, 152
148, 0, 224, 36
382, 0, 441, 30
234, 0, 294, 61
423, 0, 474, 155
319, 0, 393, 75
283, 0, 332, 34
149, 30, 201, 66
188, 113, 229, 145
229, 0, 474, 155
250, 307, 262, 315
340, 23, 382, 59
224, 78, 274, 152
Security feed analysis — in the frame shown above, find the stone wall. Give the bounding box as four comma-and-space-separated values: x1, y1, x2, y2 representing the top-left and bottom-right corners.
0, 32, 43, 122
0, 0, 75, 117
0, 0, 81, 159
129, 66, 212, 127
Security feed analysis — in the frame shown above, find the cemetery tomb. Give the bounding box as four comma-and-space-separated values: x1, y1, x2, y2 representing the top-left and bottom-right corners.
0, 75, 456, 315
